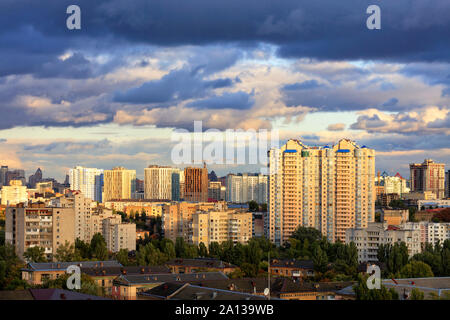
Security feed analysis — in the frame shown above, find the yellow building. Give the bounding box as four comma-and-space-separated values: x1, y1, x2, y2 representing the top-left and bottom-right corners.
192, 210, 252, 246
162, 201, 228, 243
268, 138, 375, 244
103, 167, 136, 202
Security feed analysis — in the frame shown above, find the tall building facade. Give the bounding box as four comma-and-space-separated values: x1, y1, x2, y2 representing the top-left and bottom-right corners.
69, 166, 104, 202
410, 159, 445, 199
184, 165, 208, 202
268, 138, 375, 245
144, 165, 180, 200
103, 167, 136, 202
5, 203, 75, 260
226, 173, 267, 204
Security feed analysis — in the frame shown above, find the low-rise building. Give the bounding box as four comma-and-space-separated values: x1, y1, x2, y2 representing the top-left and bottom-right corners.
345, 222, 421, 263
21, 260, 121, 285
381, 209, 409, 225
112, 272, 229, 300
270, 259, 315, 278
166, 258, 237, 274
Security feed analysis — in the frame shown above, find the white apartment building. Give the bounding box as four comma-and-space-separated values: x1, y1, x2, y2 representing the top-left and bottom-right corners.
346, 222, 421, 263
69, 166, 104, 202
226, 173, 267, 204
403, 221, 450, 246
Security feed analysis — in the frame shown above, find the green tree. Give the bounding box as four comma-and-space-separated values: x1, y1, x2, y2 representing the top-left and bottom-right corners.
23, 246, 47, 263
398, 261, 434, 278
312, 244, 328, 273
54, 241, 77, 262
116, 249, 131, 266
198, 242, 208, 257
90, 233, 108, 260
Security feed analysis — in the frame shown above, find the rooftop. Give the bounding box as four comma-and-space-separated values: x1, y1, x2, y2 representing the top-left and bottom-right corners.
114, 272, 229, 286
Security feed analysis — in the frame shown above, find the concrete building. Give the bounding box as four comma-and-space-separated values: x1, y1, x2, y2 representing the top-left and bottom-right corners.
103, 167, 136, 202
1, 180, 28, 205
345, 222, 421, 263
5, 203, 75, 260
410, 159, 446, 199
69, 166, 104, 202
191, 210, 252, 246
268, 138, 375, 245
226, 173, 268, 204
104, 199, 170, 212
184, 165, 208, 202
102, 216, 136, 252
5, 169, 26, 187
144, 165, 180, 201
403, 221, 450, 246
162, 201, 228, 243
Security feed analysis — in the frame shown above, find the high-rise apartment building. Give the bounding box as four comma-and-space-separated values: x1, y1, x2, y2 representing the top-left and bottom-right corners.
410, 159, 445, 199
268, 138, 375, 245
5, 203, 75, 260
144, 165, 180, 200
103, 167, 136, 202
1, 180, 28, 205
184, 165, 208, 202
192, 210, 252, 246
226, 173, 267, 204
69, 166, 104, 202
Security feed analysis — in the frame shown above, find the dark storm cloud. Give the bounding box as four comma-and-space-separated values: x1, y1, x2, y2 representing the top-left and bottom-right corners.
2, 0, 450, 67
113, 67, 234, 104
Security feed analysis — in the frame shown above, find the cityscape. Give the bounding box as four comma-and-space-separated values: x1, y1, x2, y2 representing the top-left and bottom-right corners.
0, 139, 449, 301
0, 0, 449, 310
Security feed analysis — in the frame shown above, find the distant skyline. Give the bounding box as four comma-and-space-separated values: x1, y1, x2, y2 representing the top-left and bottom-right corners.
0, 1, 449, 181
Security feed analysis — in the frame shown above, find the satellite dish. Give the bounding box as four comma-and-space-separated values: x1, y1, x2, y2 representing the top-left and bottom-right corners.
264, 288, 270, 296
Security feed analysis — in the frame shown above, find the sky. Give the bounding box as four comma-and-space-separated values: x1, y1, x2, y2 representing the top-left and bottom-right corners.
0, 0, 449, 181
